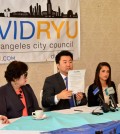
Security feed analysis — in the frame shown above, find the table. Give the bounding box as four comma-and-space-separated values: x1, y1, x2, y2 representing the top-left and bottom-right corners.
0, 106, 120, 134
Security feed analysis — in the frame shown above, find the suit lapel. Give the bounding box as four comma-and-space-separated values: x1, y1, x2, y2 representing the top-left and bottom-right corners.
56, 73, 66, 91
22, 85, 31, 109
6, 83, 24, 111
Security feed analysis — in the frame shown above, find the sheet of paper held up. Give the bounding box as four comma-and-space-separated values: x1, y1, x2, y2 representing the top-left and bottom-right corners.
68, 70, 86, 94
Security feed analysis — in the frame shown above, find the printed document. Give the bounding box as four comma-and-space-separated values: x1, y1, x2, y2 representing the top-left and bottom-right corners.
68, 70, 86, 93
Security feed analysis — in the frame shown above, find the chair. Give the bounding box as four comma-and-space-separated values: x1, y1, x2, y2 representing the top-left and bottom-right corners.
117, 84, 120, 104
85, 85, 89, 98
39, 90, 49, 111
39, 90, 43, 109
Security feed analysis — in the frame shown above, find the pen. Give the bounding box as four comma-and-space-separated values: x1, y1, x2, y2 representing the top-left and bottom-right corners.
74, 109, 83, 112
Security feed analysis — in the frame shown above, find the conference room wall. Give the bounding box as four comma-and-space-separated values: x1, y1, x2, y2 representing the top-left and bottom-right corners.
0, 0, 120, 105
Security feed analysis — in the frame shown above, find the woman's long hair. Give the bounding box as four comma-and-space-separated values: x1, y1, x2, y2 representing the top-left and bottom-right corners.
94, 62, 112, 90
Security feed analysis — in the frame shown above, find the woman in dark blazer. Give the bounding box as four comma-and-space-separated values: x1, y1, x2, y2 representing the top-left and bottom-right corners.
88, 62, 118, 107
0, 61, 41, 119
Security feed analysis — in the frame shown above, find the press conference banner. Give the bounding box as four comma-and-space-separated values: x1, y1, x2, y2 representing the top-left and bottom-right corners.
0, 0, 80, 63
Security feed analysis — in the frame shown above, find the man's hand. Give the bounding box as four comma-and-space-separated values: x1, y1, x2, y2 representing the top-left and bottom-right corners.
57, 89, 72, 100
0, 115, 10, 124
76, 92, 83, 101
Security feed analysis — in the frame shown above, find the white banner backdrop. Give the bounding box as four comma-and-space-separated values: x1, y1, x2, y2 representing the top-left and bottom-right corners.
0, 0, 80, 63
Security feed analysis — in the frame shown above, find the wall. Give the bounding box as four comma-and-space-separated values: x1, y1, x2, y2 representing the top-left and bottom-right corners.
0, 0, 120, 105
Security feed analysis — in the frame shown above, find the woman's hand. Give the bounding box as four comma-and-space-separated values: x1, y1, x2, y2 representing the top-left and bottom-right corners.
0, 115, 10, 124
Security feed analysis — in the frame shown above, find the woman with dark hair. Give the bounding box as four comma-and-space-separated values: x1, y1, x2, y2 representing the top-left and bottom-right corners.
0, 61, 41, 119
88, 62, 118, 107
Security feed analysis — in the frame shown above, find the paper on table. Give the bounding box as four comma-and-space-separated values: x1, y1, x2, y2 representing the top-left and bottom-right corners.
72, 106, 102, 113
54, 106, 102, 114
68, 70, 86, 94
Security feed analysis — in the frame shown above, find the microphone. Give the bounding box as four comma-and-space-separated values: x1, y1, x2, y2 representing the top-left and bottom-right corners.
105, 87, 118, 110
93, 87, 110, 113
93, 87, 104, 103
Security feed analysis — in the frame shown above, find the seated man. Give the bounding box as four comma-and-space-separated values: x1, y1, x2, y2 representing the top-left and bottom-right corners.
42, 50, 87, 111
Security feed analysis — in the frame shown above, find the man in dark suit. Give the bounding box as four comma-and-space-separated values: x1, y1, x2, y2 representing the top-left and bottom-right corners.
42, 50, 87, 111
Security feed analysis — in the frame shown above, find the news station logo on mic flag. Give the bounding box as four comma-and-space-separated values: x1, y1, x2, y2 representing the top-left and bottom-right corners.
105, 88, 109, 96
105, 87, 118, 110
105, 87, 115, 95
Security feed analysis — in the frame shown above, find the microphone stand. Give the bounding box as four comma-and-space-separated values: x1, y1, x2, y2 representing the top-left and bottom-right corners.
92, 106, 103, 115
98, 95, 110, 113
109, 98, 118, 112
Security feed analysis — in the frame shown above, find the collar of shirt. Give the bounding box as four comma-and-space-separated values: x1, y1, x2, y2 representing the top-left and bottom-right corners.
60, 73, 67, 85
60, 73, 67, 80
